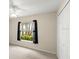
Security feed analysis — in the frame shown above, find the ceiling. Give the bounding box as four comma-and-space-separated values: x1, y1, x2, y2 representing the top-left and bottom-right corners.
9, 0, 61, 17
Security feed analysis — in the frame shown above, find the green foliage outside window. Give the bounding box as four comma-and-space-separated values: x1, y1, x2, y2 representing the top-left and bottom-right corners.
21, 34, 33, 41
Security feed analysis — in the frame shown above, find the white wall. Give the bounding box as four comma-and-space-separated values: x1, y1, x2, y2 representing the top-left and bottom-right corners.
57, 1, 70, 59
9, 12, 57, 54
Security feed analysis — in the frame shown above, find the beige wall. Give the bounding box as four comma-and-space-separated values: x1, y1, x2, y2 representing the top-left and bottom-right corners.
9, 12, 57, 54
57, 1, 70, 59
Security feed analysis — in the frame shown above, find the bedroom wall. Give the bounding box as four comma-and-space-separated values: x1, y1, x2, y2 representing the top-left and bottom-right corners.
9, 12, 57, 54
57, 0, 70, 59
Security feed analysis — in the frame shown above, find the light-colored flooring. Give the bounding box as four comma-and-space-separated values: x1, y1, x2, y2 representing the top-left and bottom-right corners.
9, 45, 57, 59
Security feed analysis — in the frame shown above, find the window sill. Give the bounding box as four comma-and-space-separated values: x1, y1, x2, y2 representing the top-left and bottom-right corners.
21, 40, 33, 43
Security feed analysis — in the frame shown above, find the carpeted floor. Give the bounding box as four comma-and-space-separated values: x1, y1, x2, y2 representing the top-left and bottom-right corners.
9, 45, 57, 59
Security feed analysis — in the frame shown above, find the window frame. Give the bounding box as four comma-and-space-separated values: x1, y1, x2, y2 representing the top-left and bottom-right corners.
17, 20, 38, 44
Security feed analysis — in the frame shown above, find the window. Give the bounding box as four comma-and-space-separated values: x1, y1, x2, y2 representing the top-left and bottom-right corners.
20, 22, 34, 41
17, 20, 38, 44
